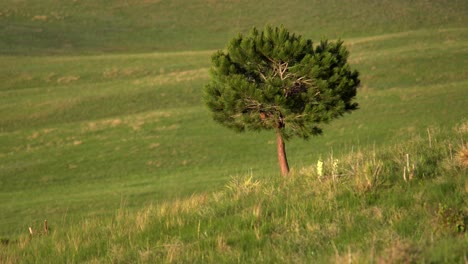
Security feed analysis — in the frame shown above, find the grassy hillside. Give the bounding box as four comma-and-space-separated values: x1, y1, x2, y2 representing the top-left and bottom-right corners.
0, 0, 467, 262
2, 125, 467, 263
1, 27, 466, 237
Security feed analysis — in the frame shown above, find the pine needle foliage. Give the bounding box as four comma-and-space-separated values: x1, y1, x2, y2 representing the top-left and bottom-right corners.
204, 25, 360, 175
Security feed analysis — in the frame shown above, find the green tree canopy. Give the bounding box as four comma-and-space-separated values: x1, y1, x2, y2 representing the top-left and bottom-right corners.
204, 25, 360, 176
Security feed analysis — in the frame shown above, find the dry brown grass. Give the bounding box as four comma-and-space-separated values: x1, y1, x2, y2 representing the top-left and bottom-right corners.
135, 205, 154, 231
102, 67, 149, 78
378, 239, 421, 264
57, 75, 80, 84
457, 145, 468, 167
133, 68, 209, 86
81, 111, 172, 132
158, 193, 209, 218
32, 15, 48, 21
454, 121, 468, 134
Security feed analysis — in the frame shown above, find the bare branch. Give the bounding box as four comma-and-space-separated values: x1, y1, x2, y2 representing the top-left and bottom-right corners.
256, 66, 268, 81
279, 62, 289, 80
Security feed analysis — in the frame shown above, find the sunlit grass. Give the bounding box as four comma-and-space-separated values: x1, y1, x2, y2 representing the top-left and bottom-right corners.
1, 27, 467, 239
0, 1, 467, 262
1, 123, 466, 263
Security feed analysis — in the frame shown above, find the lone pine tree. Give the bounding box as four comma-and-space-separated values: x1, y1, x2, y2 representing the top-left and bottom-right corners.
204, 26, 360, 176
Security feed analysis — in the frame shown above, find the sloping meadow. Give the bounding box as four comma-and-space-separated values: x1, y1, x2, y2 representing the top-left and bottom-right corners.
1, 121, 467, 263
1, 28, 467, 239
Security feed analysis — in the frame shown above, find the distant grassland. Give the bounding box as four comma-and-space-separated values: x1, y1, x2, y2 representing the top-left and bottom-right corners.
0, 0, 467, 247
0, 0, 467, 54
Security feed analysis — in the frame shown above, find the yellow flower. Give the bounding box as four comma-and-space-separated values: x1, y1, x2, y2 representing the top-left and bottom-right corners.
317, 159, 323, 177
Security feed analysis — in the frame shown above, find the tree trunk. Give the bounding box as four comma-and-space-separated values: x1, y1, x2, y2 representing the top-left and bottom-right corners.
276, 129, 290, 176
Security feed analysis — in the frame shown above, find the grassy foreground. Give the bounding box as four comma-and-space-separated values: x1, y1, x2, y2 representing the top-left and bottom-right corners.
1, 123, 467, 263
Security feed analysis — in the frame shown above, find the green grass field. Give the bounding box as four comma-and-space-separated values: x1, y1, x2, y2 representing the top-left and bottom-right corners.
0, 0, 467, 262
